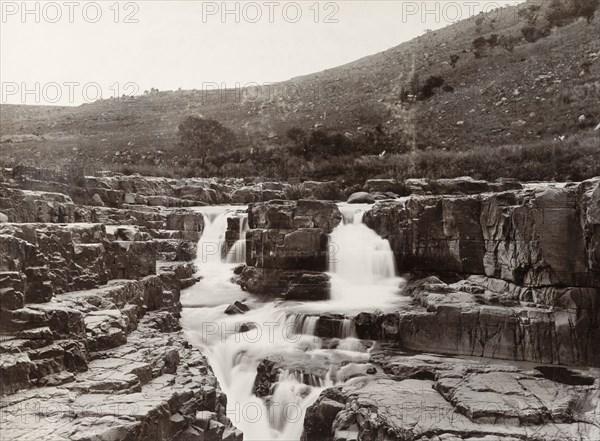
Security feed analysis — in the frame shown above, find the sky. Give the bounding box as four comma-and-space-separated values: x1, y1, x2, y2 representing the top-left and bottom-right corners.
1, 0, 524, 105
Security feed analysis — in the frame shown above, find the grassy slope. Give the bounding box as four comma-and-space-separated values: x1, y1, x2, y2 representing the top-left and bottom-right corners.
1, 0, 599, 177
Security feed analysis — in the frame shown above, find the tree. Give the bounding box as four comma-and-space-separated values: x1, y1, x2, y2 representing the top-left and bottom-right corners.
178, 116, 236, 166
521, 25, 549, 43
472, 36, 487, 58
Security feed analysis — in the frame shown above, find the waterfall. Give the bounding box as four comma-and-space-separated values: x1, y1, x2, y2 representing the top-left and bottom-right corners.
226, 214, 249, 264
195, 206, 248, 265
287, 313, 319, 336
183, 206, 248, 308
181, 203, 403, 441
328, 203, 402, 306
182, 206, 330, 441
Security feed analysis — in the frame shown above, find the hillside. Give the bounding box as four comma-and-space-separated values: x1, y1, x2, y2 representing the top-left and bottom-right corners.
1, 0, 599, 182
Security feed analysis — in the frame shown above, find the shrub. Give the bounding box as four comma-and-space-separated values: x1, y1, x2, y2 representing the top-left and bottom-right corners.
419, 75, 445, 100
518, 4, 541, 25
487, 34, 500, 47
305, 129, 355, 157
574, 0, 599, 23
500, 35, 518, 52
472, 36, 487, 50
547, 0, 599, 27
450, 54, 460, 68
521, 25, 550, 43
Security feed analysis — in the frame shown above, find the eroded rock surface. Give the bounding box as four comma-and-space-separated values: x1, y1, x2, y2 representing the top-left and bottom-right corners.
302, 352, 600, 441
0, 177, 239, 441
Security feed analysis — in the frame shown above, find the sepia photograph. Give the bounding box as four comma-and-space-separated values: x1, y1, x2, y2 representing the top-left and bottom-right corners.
0, 1, 599, 440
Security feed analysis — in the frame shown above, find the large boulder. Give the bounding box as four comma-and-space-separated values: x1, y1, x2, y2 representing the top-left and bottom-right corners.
352, 275, 599, 366
230, 186, 286, 204
0, 272, 25, 311
480, 184, 593, 287
363, 179, 408, 195
347, 192, 375, 204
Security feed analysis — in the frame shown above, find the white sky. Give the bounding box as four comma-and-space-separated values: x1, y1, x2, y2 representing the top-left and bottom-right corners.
1, 1, 524, 105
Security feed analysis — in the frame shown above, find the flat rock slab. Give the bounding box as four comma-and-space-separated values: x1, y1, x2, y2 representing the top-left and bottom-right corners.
303, 351, 600, 441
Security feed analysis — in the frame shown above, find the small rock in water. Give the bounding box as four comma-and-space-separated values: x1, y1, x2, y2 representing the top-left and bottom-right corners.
239, 322, 257, 332
224, 301, 250, 315
233, 264, 245, 275
594, 122, 600, 131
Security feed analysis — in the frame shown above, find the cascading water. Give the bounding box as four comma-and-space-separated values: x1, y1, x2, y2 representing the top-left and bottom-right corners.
226, 215, 249, 264
182, 206, 332, 440
181, 202, 405, 441
328, 203, 404, 307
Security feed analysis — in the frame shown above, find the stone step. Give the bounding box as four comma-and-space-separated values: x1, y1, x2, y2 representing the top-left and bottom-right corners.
0, 266, 197, 397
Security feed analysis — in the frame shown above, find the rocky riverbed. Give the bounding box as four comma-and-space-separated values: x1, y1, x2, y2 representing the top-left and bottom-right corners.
1, 168, 598, 440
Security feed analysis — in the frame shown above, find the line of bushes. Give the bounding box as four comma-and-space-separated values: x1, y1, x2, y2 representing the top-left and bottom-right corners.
88, 133, 600, 184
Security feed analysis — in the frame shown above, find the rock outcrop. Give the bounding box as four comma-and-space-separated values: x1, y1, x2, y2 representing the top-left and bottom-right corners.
360, 180, 600, 367
302, 352, 599, 441
236, 200, 341, 299
364, 179, 599, 287
350, 275, 599, 366
0, 182, 240, 440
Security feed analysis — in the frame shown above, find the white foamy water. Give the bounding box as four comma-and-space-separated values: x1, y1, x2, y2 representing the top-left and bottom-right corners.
226, 214, 249, 264
327, 203, 405, 308
181, 202, 405, 440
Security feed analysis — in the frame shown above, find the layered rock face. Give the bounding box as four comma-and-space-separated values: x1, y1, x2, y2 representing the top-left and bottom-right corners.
0, 182, 240, 440
235, 200, 341, 299
360, 179, 600, 367
350, 275, 598, 366
364, 179, 598, 285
